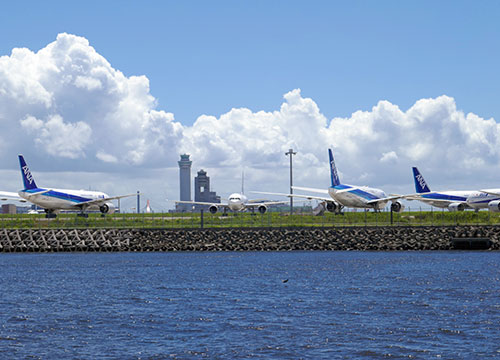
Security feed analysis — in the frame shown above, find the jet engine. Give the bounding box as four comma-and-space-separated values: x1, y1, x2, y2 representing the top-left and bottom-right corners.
488, 200, 500, 212
258, 205, 267, 214
99, 202, 116, 214
209, 205, 218, 214
390, 201, 405, 213
326, 201, 337, 213
448, 202, 465, 212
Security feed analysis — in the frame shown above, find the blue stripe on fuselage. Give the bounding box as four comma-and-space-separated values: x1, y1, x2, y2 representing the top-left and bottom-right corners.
25, 188, 92, 204
347, 188, 379, 201
46, 190, 92, 203
469, 198, 500, 204
24, 188, 47, 195
421, 193, 467, 202
331, 184, 380, 201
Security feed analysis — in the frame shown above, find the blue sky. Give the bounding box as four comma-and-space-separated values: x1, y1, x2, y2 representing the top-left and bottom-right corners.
1, 1, 500, 210
2, 1, 498, 124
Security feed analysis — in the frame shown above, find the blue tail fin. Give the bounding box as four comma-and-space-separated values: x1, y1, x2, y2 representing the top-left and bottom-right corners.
412, 167, 431, 193
18, 155, 38, 190
328, 149, 340, 187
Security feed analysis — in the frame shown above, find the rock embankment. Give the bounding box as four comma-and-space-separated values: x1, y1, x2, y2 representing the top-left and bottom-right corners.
0, 226, 498, 252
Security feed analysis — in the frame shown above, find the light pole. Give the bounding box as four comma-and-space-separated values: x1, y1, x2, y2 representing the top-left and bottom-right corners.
137, 191, 140, 214
285, 148, 297, 214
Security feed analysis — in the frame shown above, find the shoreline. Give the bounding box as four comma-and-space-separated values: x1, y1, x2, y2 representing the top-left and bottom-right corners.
1, 225, 498, 252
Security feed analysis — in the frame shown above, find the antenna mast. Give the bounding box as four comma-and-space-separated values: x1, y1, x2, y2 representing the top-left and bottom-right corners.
241, 170, 244, 194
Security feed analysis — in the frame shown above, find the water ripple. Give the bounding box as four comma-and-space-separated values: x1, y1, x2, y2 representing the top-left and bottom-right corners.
0, 251, 498, 358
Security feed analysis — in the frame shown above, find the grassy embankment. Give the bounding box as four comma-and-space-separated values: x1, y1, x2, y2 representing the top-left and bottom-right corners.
1, 209, 500, 229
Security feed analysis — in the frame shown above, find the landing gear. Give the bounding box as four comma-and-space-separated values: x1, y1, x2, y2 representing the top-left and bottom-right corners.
77, 213, 88, 218
44, 209, 57, 219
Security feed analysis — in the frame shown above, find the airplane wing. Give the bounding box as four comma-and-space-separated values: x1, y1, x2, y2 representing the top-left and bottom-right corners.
401, 192, 433, 199
245, 200, 288, 208
404, 195, 447, 202
289, 193, 334, 202
402, 194, 471, 210
248, 198, 272, 203
366, 195, 403, 205
0, 191, 27, 202
252, 191, 334, 202
405, 197, 466, 204
175, 200, 229, 206
479, 189, 500, 196
291, 186, 329, 195
251, 191, 289, 197
77, 193, 139, 207
402, 193, 464, 203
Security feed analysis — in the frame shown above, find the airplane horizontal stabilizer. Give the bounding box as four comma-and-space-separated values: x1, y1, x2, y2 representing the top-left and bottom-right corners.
0, 191, 26, 202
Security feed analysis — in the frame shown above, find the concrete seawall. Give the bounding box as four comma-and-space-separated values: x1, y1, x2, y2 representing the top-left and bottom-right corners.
1, 226, 499, 252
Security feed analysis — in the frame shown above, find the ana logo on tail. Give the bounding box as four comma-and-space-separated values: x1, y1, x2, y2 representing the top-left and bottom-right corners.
331, 159, 338, 180
416, 174, 426, 191
412, 167, 431, 193
23, 165, 33, 185
18, 155, 38, 190
328, 149, 340, 187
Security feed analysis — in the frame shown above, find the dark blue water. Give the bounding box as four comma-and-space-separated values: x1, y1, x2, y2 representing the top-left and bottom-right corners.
0, 252, 499, 359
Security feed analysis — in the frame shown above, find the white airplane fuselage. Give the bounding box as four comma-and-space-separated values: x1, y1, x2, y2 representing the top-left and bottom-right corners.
466, 191, 500, 210
19, 188, 110, 212
328, 185, 388, 210
227, 193, 248, 212
414, 190, 473, 209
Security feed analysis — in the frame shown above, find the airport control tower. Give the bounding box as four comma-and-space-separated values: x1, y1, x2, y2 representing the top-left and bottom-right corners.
177, 154, 192, 212
194, 169, 220, 211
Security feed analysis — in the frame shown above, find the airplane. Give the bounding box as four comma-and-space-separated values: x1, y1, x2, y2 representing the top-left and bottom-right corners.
175, 192, 286, 214
0, 155, 136, 218
467, 190, 500, 212
408, 166, 500, 212
255, 149, 405, 213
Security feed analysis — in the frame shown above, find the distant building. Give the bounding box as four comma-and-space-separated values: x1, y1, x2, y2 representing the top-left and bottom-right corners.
2, 204, 16, 214
174, 154, 220, 212
194, 169, 220, 211
176, 154, 192, 212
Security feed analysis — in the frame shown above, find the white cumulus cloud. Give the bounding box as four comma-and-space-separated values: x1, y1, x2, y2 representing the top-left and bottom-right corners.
182, 92, 500, 191
0, 33, 183, 169
380, 151, 398, 163
1, 33, 500, 208
20, 114, 92, 159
